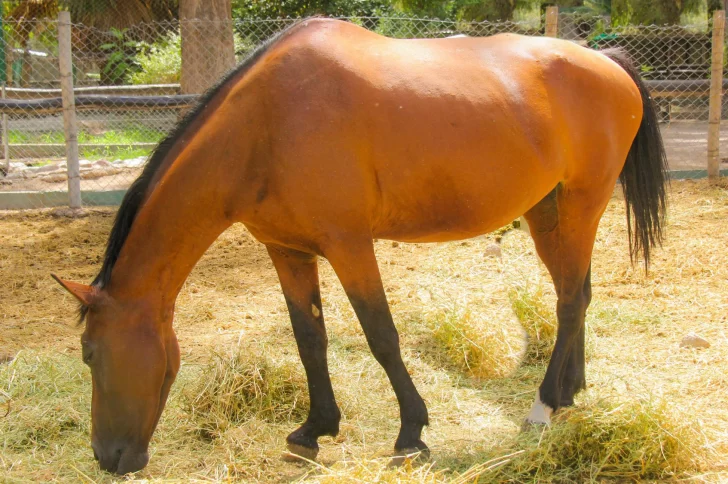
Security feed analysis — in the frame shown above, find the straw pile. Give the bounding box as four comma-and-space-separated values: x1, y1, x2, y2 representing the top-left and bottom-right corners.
183, 348, 310, 440
1, 179, 726, 482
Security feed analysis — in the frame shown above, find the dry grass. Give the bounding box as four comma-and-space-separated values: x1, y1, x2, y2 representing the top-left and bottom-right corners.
426, 306, 524, 379
303, 395, 708, 483
183, 346, 309, 440
1, 179, 727, 482
508, 283, 557, 363
492, 396, 708, 482
0, 352, 89, 453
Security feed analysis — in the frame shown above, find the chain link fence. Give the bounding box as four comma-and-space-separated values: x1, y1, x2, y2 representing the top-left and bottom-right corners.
1, 13, 726, 209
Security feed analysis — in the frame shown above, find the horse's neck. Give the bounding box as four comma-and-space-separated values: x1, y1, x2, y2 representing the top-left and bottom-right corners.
107, 171, 233, 304
105, 139, 247, 305
105, 79, 263, 305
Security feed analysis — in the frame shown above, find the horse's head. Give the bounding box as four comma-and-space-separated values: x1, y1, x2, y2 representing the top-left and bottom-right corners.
53, 275, 180, 475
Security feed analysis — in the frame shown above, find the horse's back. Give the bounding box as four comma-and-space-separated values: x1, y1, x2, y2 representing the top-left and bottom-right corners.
241, 19, 642, 244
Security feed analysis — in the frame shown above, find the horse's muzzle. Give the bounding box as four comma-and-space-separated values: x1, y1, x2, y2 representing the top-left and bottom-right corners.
93, 442, 149, 475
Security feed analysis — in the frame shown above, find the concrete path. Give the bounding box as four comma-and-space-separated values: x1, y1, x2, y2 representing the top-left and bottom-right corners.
661, 121, 728, 171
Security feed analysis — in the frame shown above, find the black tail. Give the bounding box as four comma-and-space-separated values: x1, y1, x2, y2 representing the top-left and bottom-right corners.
603, 48, 669, 270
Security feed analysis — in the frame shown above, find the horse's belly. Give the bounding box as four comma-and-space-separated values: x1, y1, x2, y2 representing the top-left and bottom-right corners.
374, 215, 513, 243
372, 175, 555, 243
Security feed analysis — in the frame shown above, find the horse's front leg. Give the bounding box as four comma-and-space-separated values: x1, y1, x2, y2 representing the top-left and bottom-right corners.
324, 238, 429, 460
266, 245, 340, 461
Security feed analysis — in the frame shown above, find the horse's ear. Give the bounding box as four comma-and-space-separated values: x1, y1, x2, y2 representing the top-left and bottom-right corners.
51, 274, 97, 306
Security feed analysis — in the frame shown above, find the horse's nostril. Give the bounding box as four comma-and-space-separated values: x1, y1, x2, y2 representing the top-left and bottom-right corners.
94, 444, 124, 473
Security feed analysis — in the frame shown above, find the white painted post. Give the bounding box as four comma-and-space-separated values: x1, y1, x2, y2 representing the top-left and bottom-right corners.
58, 10, 81, 208
707, 10, 725, 180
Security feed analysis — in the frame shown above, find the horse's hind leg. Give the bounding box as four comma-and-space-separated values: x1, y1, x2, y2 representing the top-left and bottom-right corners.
266, 246, 341, 460
522, 184, 604, 424
560, 265, 590, 407
324, 238, 429, 458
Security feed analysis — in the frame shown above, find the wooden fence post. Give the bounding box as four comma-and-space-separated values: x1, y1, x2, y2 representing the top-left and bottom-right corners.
57, 10, 81, 209
2, 85, 8, 176
708, 10, 725, 180
545, 6, 559, 38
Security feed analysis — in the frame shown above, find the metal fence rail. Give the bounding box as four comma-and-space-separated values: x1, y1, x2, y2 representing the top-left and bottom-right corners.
0, 11, 726, 209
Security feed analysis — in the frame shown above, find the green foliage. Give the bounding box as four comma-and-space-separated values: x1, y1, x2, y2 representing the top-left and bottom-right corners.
231, 0, 558, 22
131, 30, 258, 84
230, 0, 713, 24
131, 30, 181, 85
233, 0, 394, 18
586, 0, 613, 15
456, 0, 519, 22
99, 27, 141, 85
375, 15, 454, 38
234, 32, 259, 60
65, 0, 178, 24
613, 0, 705, 25
8, 126, 164, 160
393, 0, 458, 19
391, 0, 543, 21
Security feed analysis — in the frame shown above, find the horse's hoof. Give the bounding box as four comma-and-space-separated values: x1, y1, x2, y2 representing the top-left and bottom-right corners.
281, 442, 319, 463
389, 443, 430, 467
521, 418, 549, 433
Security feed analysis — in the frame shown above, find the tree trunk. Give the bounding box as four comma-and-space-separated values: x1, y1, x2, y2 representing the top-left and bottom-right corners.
180, 0, 234, 95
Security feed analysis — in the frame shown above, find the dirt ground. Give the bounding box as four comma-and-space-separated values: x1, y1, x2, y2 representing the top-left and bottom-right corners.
1, 180, 727, 482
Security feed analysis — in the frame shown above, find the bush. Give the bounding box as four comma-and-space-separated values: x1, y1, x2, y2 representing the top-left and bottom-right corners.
132, 31, 182, 85
132, 32, 268, 85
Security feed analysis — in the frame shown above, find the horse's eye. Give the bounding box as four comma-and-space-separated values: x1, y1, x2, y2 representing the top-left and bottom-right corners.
82, 342, 95, 366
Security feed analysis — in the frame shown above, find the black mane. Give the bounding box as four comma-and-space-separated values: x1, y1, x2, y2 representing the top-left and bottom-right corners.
79, 21, 305, 321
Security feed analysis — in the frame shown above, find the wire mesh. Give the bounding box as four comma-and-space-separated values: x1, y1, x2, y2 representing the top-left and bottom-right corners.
558, 15, 727, 171
0, 14, 725, 209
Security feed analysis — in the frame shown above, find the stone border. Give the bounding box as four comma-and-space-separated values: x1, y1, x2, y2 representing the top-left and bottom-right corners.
0, 190, 125, 209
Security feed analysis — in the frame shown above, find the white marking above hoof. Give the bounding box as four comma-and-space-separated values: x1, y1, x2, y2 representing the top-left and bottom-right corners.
524, 390, 553, 426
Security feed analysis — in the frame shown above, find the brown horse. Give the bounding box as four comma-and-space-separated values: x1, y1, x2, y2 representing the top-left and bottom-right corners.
53, 18, 667, 474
